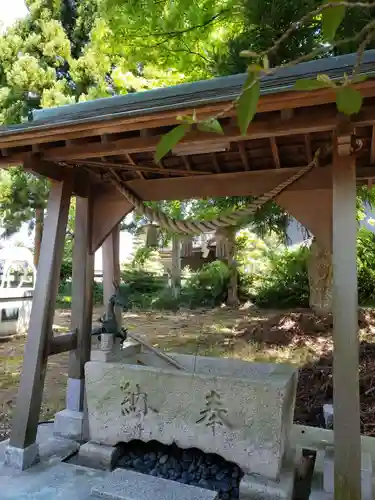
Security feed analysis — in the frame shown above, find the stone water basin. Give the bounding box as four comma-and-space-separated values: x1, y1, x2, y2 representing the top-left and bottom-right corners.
85, 355, 297, 482
0, 288, 33, 339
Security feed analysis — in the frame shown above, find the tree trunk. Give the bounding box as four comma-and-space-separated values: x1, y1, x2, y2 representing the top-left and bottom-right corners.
307, 237, 332, 315
34, 207, 44, 268
171, 235, 181, 298
216, 227, 239, 307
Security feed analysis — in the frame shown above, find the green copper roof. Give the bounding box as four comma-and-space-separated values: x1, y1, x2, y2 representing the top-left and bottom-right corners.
1, 50, 375, 137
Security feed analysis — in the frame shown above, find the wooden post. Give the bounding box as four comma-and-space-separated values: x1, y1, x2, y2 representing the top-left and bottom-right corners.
332, 136, 361, 500
102, 223, 120, 305
101, 224, 121, 352
54, 194, 94, 440
171, 235, 181, 298
6, 178, 72, 469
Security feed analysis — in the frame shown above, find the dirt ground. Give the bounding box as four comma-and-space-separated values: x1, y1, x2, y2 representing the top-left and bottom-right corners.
1, 305, 375, 441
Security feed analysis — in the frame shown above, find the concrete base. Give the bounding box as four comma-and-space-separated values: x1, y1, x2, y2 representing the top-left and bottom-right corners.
239, 467, 294, 500
324, 448, 372, 498
91, 340, 141, 363
66, 378, 85, 412
54, 409, 84, 441
77, 441, 121, 471
0, 423, 99, 499
322, 404, 333, 430
91, 468, 219, 500
309, 448, 372, 500
3, 442, 39, 471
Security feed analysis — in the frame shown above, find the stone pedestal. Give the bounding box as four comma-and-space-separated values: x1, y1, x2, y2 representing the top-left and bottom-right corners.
3, 442, 39, 470
77, 441, 121, 470
91, 339, 141, 363
239, 468, 294, 500
54, 409, 84, 441
309, 447, 372, 500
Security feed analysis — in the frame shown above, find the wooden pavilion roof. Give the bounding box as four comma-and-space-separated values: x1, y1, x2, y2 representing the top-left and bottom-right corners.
0, 50, 375, 200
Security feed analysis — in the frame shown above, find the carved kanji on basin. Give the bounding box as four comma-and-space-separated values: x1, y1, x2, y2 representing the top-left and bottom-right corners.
196, 389, 230, 436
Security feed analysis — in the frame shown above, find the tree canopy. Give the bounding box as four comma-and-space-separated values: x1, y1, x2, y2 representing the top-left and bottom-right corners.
1, 0, 375, 251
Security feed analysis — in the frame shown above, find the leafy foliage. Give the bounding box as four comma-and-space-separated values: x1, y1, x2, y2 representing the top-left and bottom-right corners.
0, 168, 49, 238
181, 260, 231, 307
357, 228, 375, 305
252, 246, 310, 308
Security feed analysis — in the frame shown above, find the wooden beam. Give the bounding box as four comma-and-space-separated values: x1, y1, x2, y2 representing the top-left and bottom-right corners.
276, 188, 332, 251
91, 183, 133, 253
125, 165, 334, 201
24, 158, 89, 197
332, 137, 361, 500
270, 137, 281, 169
238, 142, 250, 170
9, 177, 72, 454
49, 331, 77, 356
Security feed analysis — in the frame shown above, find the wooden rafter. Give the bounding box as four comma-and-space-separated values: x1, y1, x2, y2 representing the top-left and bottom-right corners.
124, 152, 145, 179
4, 104, 375, 164
238, 142, 250, 170
270, 137, 281, 169
182, 156, 192, 171
281, 108, 293, 121
69, 159, 211, 177
371, 126, 375, 164
304, 134, 313, 163
211, 153, 221, 173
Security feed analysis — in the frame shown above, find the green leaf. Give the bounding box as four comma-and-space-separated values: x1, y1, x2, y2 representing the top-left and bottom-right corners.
197, 119, 224, 135
294, 78, 331, 91
335, 86, 363, 115
322, 0, 346, 42
176, 114, 196, 124
317, 73, 336, 87
237, 72, 260, 135
155, 124, 191, 162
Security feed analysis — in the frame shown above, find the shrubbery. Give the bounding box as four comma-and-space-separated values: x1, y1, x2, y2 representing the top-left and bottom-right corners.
181, 261, 231, 308
56, 227, 375, 311
251, 246, 310, 308
357, 228, 375, 305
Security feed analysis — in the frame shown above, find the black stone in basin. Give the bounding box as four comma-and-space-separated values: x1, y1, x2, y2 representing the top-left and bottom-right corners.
113, 440, 244, 500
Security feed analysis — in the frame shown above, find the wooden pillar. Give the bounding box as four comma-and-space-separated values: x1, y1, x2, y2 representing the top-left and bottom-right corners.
6, 178, 72, 468
102, 223, 120, 305
332, 137, 361, 500
54, 194, 94, 440
171, 235, 181, 298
